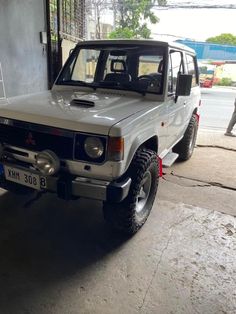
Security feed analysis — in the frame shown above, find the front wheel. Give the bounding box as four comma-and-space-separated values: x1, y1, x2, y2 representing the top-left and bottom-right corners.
173, 114, 198, 161
103, 149, 159, 235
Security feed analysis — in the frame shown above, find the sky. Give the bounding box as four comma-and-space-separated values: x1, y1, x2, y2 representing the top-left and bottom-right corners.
150, 7, 236, 41
101, 1, 236, 42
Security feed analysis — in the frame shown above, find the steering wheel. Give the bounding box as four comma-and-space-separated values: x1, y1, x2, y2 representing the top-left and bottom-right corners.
137, 75, 155, 82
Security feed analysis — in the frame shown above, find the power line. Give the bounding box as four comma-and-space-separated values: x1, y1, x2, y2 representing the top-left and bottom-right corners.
155, 5, 236, 9
100, 2, 236, 9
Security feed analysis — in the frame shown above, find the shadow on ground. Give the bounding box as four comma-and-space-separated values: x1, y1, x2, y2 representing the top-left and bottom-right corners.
0, 190, 127, 311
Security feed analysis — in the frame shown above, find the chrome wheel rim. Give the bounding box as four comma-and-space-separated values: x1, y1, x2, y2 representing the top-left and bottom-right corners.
189, 127, 196, 154
135, 171, 152, 214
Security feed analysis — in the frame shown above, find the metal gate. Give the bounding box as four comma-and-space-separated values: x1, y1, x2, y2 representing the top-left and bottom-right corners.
46, 0, 85, 87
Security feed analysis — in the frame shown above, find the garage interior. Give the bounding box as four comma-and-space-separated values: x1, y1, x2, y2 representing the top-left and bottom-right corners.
0, 1, 236, 313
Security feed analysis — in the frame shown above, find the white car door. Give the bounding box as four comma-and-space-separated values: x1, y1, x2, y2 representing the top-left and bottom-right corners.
167, 51, 187, 148
184, 53, 201, 123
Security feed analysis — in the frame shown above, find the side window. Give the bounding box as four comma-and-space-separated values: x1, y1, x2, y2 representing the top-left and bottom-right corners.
138, 55, 163, 76
168, 51, 183, 93
186, 54, 198, 87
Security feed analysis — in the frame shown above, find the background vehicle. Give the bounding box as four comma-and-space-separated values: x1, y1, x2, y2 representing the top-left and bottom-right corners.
199, 64, 215, 88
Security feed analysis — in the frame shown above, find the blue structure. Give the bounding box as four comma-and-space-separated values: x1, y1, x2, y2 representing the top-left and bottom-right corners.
177, 40, 236, 61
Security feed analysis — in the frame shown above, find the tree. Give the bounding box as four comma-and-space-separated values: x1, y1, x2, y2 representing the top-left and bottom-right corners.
87, 0, 109, 39
109, 0, 167, 39
206, 33, 236, 46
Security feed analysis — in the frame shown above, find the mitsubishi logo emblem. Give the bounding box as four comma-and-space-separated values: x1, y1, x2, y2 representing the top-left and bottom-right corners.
25, 132, 36, 145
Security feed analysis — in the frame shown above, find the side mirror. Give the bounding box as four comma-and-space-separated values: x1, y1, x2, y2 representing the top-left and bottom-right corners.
176, 74, 192, 97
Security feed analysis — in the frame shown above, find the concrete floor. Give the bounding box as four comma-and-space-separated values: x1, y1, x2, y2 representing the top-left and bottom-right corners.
0, 132, 235, 314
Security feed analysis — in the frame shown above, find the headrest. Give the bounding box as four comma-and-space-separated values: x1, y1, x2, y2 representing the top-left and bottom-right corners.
111, 60, 126, 72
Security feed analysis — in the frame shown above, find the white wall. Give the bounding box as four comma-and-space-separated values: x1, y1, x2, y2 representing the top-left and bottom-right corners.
0, 0, 48, 97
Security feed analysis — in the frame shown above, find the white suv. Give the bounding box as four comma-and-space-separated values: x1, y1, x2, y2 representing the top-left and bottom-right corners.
0, 39, 201, 234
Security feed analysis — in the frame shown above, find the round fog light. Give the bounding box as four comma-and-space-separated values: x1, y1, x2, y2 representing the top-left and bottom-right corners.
35, 150, 60, 176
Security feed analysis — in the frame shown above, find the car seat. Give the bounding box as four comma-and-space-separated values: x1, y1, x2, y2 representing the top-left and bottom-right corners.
104, 60, 130, 84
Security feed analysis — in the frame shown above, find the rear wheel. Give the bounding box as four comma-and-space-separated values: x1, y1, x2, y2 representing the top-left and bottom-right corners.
103, 149, 159, 235
173, 114, 198, 161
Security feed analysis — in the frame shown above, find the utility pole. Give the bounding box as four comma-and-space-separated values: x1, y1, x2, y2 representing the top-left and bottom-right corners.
56, 0, 62, 72
113, 0, 117, 30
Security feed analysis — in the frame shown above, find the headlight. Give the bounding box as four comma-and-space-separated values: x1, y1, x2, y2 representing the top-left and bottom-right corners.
84, 137, 104, 159
35, 150, 60, 176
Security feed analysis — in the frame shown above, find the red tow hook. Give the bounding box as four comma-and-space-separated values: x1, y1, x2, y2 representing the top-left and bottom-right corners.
195, 113, 200, 124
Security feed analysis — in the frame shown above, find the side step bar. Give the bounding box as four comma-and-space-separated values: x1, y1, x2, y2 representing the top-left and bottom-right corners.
162, 152, 179, 167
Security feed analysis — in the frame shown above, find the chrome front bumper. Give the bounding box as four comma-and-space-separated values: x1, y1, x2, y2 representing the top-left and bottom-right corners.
56, 176, 131, 202
0, 162, 131, 202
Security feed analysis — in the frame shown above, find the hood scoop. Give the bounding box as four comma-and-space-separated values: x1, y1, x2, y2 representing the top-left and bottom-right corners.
70, 99, 95, 107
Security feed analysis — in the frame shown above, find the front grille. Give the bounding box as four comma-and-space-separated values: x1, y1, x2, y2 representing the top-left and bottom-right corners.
0, 120, 75, 159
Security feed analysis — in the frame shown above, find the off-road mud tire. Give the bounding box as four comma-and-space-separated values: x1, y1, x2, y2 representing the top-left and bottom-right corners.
103, 149, 159, 235
173, 114, 198, 161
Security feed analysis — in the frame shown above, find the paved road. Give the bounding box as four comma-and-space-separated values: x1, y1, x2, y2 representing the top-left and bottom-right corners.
200, 87, 236, 131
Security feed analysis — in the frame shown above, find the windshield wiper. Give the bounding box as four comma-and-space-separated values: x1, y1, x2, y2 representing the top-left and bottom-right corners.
60, 80, 96, 89
98, 81, 147, 95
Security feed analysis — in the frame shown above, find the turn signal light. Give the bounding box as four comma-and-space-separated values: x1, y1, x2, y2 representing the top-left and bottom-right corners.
108, 137, 124, 161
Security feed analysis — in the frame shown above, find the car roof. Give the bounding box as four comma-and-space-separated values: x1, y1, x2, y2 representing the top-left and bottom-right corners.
76, 39, 195, 54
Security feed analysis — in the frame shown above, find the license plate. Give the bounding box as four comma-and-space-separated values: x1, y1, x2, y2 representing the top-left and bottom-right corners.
4, 165, 46, 190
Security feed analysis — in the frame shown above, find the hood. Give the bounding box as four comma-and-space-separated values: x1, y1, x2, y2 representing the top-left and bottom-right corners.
0, 90, 151, 134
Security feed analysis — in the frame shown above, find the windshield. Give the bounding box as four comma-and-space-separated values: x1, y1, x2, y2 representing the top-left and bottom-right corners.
56, 44, 166, 95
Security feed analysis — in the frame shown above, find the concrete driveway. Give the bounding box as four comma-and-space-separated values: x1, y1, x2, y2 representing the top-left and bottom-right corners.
0, 130, 235, 314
